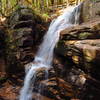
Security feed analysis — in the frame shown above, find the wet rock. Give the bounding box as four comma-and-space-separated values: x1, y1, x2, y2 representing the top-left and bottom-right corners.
56, 39, 100, 79
66, 68, 86, 87
56, 18, 100, 80
25, 62, 56, 83
24, 62, 85, 100
60, 19, 100, 40
24, 62, 76, 100
34, 77, 73, 100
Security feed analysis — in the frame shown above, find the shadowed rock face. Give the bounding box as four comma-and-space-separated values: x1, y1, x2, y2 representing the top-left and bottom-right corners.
0, 27, 6, 73
0, 29, 5, 56
5, 6, 48, 74
61, 39, 100, 76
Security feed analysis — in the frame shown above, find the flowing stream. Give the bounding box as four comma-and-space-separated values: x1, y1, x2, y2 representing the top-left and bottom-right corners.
19, 4, 81, 100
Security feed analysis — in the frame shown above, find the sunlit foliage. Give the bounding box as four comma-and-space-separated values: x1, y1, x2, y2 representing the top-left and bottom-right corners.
0, 0, 84, 17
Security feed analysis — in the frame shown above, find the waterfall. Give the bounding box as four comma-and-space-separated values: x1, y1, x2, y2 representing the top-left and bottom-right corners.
19, 4, 81, 100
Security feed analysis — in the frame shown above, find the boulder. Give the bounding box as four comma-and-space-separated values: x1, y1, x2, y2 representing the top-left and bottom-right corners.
56, 39, 100, 79
56, 18, 100, 80
37, 78, 73, 100
60, 19, 100, 40
81, 0, 100, 23
7, 6, 35, 28
5, 6, 48, 74
24, 62, 87, 100
55, 0, 100, 80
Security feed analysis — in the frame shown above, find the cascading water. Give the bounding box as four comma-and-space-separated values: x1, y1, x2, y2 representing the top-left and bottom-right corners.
19, 4, 81, 100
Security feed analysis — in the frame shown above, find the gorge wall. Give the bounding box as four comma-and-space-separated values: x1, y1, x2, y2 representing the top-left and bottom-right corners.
55, 0, 100, 80
0, 0, 100, 100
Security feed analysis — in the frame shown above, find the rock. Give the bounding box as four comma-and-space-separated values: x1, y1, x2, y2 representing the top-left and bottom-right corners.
12, 20, 34, 29
56, 39, 100, 79
24, 62, 77, 100
0, 81, 21, 100
0, 29, 5, 56
66, 68, 86, 87
25, 62, 56, 83
0, 28, 6, 72
55, 3, 100, 98
73, 40, 100, 78
24, 62, 86, 100
60, 19, 100, 40
38, 78, 73, 100
81, 0, 100, 23
56, 17, 100, 80
0, 59, 6, 73
32, 93, 54, 100
7, 6, 35, 28
5, 6, 48, 74
33, 77, 73, 100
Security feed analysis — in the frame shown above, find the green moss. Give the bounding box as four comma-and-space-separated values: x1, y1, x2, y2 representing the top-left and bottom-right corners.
91, 0, 100, 2
0, 77, 7, 81
78, 32, 92, 39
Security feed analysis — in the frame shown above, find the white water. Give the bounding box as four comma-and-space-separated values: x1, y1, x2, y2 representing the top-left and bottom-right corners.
19, 4, 81, 100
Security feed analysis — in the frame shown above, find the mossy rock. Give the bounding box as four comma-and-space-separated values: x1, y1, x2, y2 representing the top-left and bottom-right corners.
78, 32, 93, 39
7, 6, 45, 29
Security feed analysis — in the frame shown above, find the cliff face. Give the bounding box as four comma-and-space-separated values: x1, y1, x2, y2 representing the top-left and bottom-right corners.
0, 0, 100, 100
81, 0, 100, 23
5, 6, 48, 74
55, 0, 100, 80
